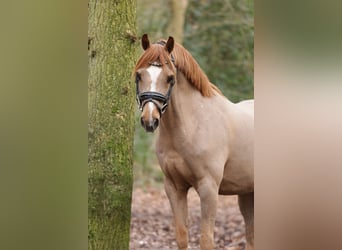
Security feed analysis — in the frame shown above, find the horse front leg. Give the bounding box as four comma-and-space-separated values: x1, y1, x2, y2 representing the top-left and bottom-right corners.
164, 177, 189, 250
197, 177, 219, 250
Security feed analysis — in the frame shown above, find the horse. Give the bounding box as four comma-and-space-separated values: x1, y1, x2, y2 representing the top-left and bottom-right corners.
134, 34, 254, 250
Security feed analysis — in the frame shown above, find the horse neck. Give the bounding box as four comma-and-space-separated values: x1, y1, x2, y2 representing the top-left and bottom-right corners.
159, 71, 203, 133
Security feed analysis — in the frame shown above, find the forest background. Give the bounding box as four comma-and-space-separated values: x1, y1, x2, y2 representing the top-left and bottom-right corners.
134, 0, 254, 187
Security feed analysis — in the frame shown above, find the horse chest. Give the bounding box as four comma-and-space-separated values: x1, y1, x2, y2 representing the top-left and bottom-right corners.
156, 145, 204, 186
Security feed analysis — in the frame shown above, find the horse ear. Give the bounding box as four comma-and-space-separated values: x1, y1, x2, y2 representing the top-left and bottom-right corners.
141, 34, 150, 50
165, 36, 174, 54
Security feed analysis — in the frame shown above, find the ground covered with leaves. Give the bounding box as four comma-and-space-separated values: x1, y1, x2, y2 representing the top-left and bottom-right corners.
130, 187, 247, 250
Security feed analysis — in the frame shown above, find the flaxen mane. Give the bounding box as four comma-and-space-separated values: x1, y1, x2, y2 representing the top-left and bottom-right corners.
134, 40, 222, 97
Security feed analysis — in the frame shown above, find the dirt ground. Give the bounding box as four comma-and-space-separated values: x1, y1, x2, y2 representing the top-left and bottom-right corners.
130, 187, 247, 250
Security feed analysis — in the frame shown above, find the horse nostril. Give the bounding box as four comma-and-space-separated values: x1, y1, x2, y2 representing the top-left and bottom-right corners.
140, 117, 159, 132
153, 118, 159, 129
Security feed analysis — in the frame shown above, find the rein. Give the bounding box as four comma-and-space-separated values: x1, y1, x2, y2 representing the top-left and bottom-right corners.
136, 41, 176, 116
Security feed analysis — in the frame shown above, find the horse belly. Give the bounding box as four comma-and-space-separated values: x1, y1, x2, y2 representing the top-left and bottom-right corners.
219, 160, 254, 195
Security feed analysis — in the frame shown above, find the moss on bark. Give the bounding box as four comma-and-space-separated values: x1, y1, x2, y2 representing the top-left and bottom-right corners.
88, 1, 137, 249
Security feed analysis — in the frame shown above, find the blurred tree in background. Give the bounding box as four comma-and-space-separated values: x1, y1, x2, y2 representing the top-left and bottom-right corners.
167, 0, 189, 43
134, 0, 254, 186
137, 0, 170, 42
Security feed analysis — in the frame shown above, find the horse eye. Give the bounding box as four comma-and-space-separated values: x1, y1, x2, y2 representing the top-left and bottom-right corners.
135, 72, 141, 82
167, 75, 174, 84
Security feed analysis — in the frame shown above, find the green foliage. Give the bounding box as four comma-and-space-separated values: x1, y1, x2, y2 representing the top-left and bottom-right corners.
184, 0, 254, 102
133, 111, 164, 186
134, 0, 169, 188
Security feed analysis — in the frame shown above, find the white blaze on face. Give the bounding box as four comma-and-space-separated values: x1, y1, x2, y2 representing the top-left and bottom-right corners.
146, 65, 162, 91
146, 65, 162, 120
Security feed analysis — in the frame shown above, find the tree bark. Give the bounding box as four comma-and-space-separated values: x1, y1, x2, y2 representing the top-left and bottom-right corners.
88, 1, 136, 249
167, 0, 189, 44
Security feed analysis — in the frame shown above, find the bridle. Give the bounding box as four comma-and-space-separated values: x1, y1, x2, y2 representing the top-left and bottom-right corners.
135, 41, 176, 116
135, 67, 175, 116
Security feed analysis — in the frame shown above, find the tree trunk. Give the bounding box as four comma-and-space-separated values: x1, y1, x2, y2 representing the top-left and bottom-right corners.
167, 0, 189, 44
88, 1, 136, 249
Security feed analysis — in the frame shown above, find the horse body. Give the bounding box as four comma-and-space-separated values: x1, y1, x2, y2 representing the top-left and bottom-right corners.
135, 34, 254, 250
157, 71, 253, 195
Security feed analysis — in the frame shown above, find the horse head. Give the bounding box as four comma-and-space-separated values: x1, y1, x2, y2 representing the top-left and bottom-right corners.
135, 34, 176, 132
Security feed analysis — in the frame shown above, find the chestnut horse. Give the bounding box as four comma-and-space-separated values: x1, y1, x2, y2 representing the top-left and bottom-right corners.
134, 34, 254, 250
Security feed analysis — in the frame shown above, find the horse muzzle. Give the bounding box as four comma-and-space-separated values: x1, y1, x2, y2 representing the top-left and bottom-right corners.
140, 116, 159, 133
140, 101, 161, 133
